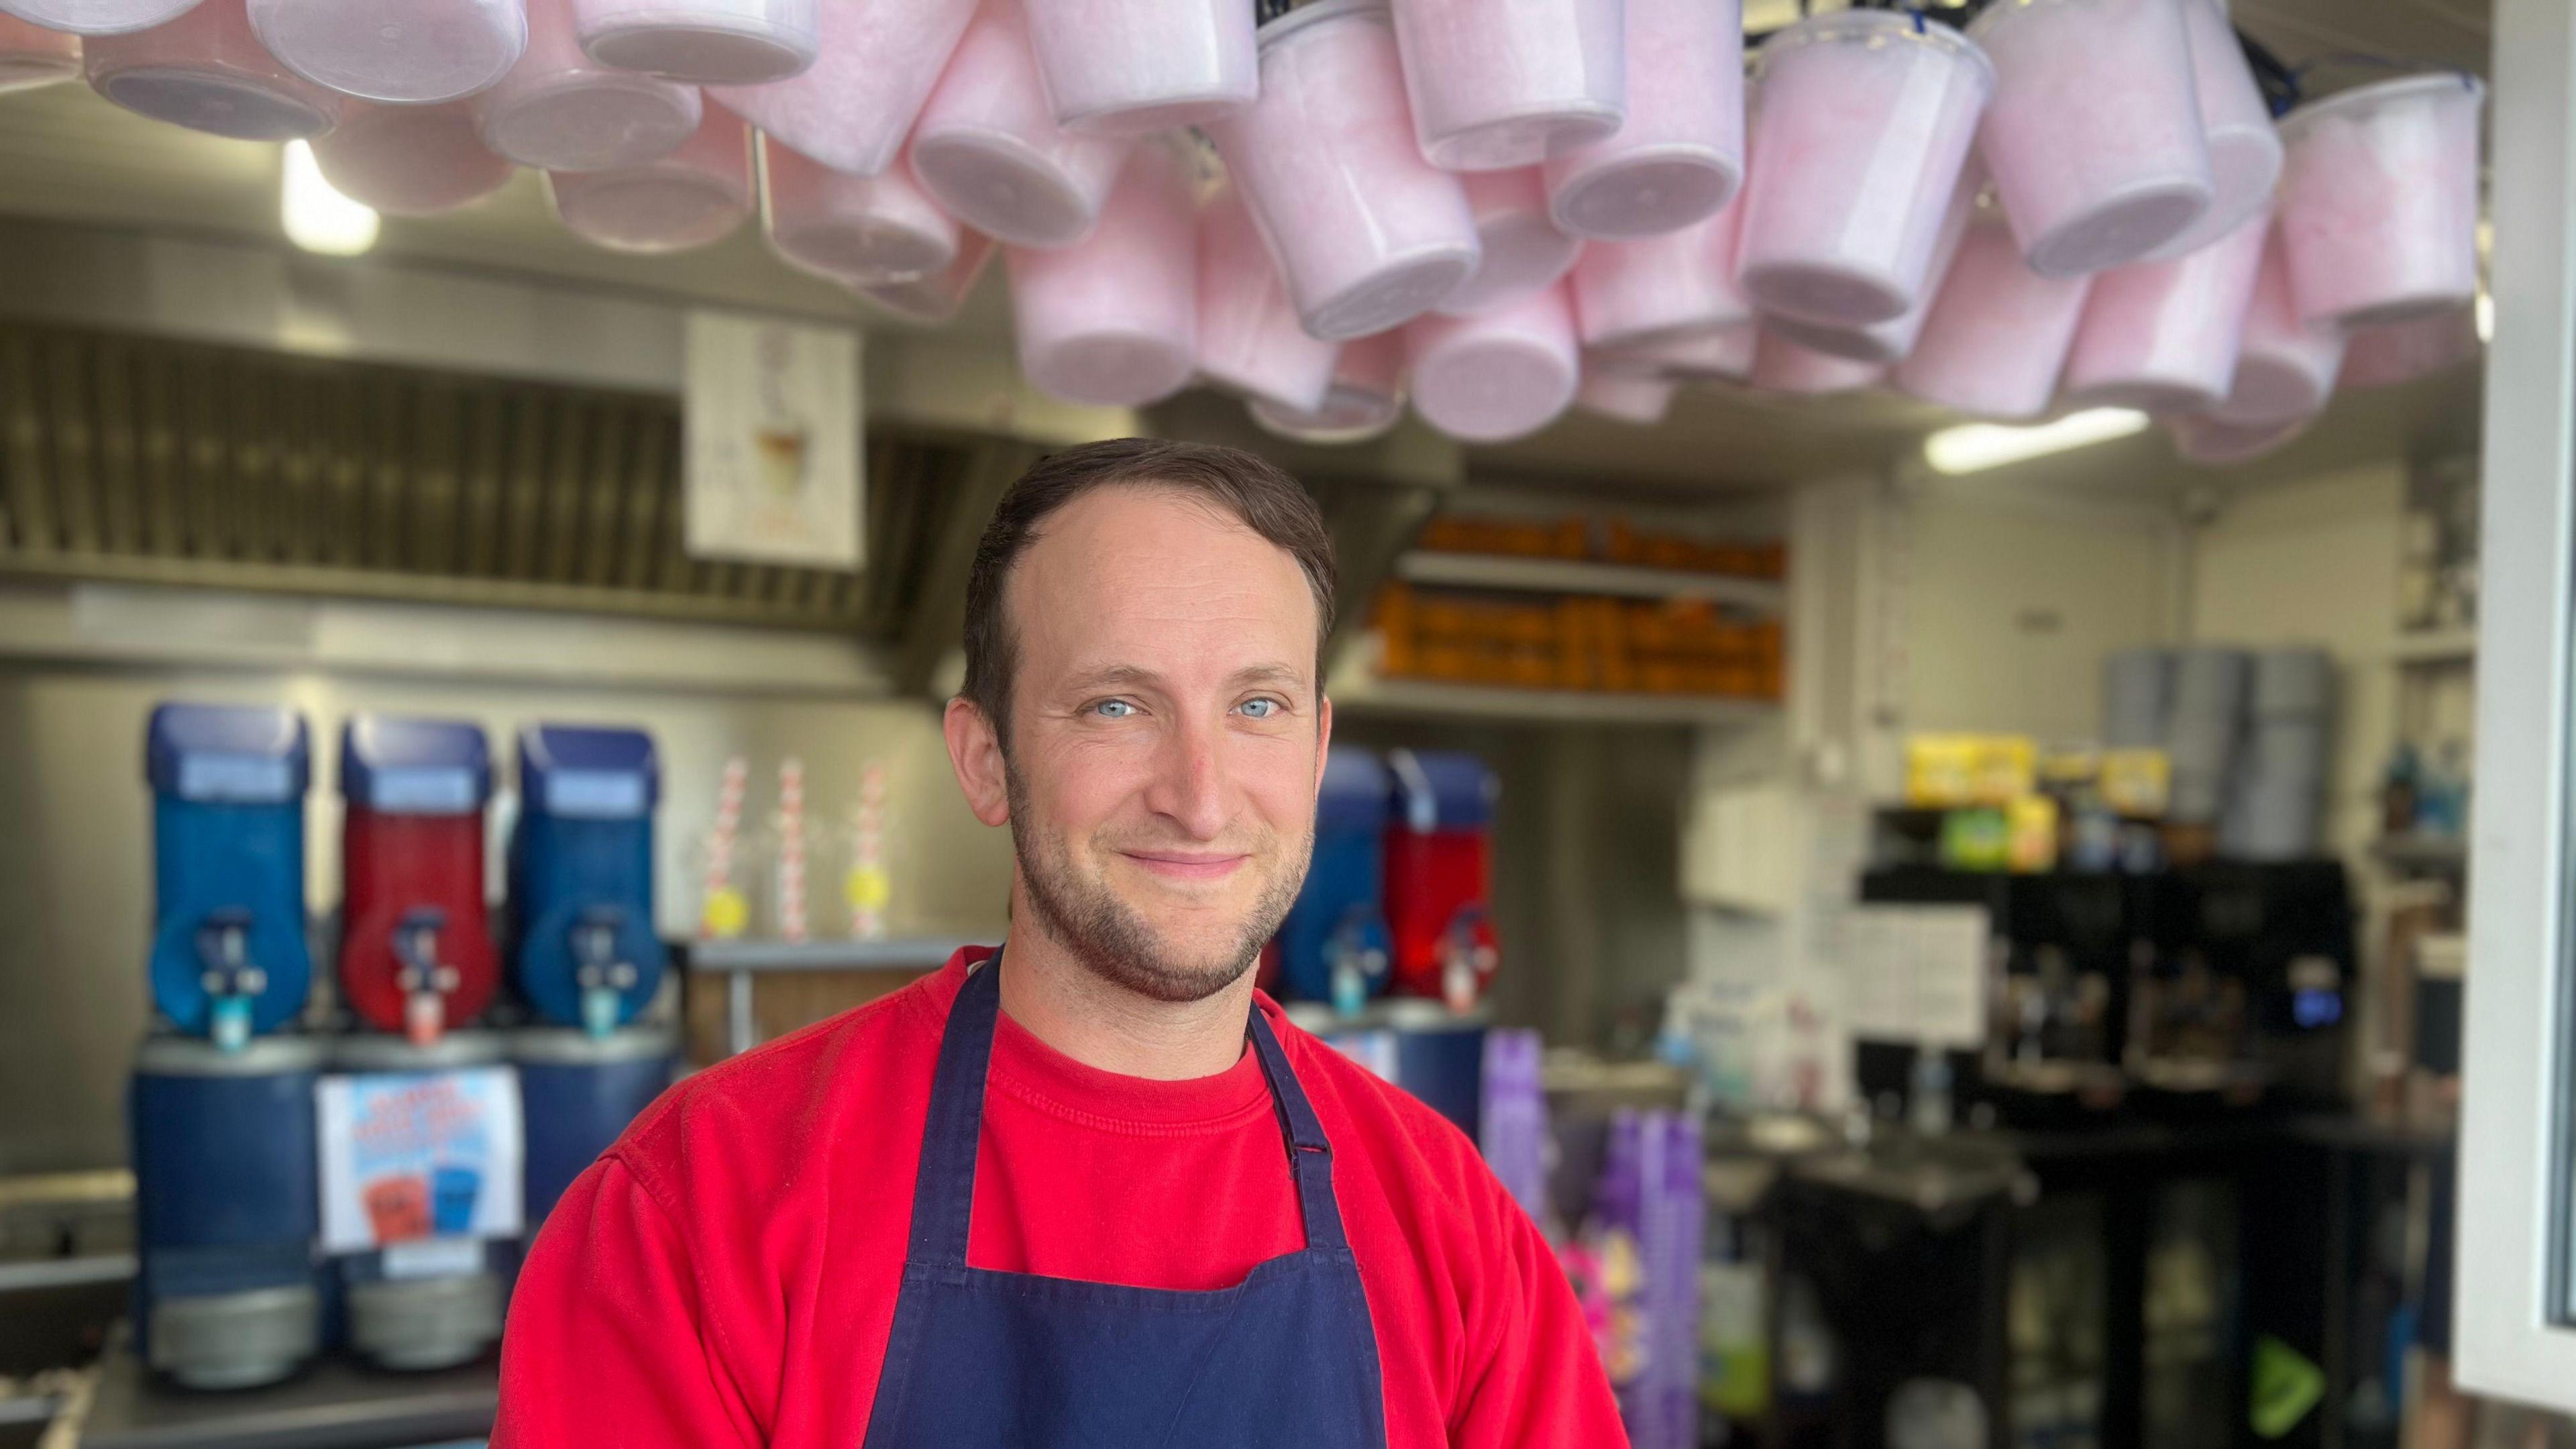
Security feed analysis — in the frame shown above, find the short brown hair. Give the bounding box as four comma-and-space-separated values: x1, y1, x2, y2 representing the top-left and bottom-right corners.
960, 439, 1337, 749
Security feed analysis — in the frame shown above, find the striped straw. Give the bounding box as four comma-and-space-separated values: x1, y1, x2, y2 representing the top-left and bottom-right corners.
851, 761, 888, 940
700, 755, 748, 938
777, 757, 808, 943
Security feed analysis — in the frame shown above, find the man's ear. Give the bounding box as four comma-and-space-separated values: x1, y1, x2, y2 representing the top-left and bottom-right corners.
943, 696, 1012, 828
1313, 694, 1334, 794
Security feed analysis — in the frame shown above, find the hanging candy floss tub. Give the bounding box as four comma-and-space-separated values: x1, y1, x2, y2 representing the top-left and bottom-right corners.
1576, 369, 1677, 425
0, 14, 80, 90
1750, 329, 1886, 395
1006, 138, 1199, 409
761, 133, 959, 284
1737, 9, 1992, 328
2143, 0, 2280, 261
572, 0, 816, 85
855, 229, 996, 324
1892, 211, 2094, 421
1020, 0, 1255, 136
1388, 0, 1624, 172
1197, 182, 1340, 415
2167, 411, 2309, 466
1250, 331, 1407, 443
1597, 323, 1756, 382
2337, 307, 2479, 390
1570, 201, 1748, 351
1208, 0, 1479, 341
1405, 282, 1581, 443
2209, 227, 2346, 426
85, 0, 340, 140
548, 107, 751, 252
474, 0, 699, 170
1762, 168, 1978, 366
2061, 209, 2269, 413
2277, 72, 2486, 328
706, 0, 973, 178
0, 0, 192, 36
1542, 0, 1744, 241
248, 0, 527, 105
313, 101, 517, 214
908, 0, 1133, 250
1438, 168, 1582, 317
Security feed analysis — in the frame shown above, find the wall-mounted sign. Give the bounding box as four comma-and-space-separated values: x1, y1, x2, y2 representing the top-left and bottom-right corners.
684, 310, 863, 571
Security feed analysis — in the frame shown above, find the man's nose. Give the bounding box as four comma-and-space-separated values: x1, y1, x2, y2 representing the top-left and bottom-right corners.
1144, 712, 1230, 841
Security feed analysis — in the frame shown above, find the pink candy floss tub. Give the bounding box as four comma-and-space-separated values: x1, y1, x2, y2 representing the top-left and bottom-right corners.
2061, 209, 2268, 412
548, 107, 752, 251
2339, 307, 2479, 390
475, 0, 700, 170
1571, 202, 1749, 350
1021, 0, 1256, 136
1600, 324, 1756, 382
1751, 329, 1886, 395
2277, 72, 2486, 328
762, 133, 959, 284
2167, 411, 2308, 466
1542, 0, 1744, 240
248, 0, 526, 105
1388, 0, 1624, 172
0, 14, 81, 89
1972, 0, 2212, 278
1440, 168, 1582, 317
1576, 368, 1677, 425
2210, 226, 2345, 425
1894, 211, 2093, 420
1405, 282, 1581, 442
2145, 0, 2279, 260
313, 101, 518, 215
572, 0, 815, 85
0, 0, 193, 36
1198, 182, 1341, 415
708, 0, 973, 178
86, 0, 340, 139
1738, 9, 1992, 327
910, 0, 1134, 250
1006, 139, 1199, 409
1764, 168, 1978, 365
1209, 0, 1479, 341
857, 229, 996, 324
1250, 331, 1408, 443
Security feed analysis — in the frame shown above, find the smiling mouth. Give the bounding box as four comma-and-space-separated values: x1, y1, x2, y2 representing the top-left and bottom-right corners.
1119, 851, 1252, 882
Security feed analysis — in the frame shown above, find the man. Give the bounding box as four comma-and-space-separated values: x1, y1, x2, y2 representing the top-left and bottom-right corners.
494, 439, 1625, 1447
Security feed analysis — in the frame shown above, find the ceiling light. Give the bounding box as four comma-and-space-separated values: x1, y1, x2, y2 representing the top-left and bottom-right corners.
1923, 409, 2151, 474
281, 140, 378, 258
2477, 289, 2494, 344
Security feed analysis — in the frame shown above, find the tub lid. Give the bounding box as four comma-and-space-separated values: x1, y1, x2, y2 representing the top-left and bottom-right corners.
1256, 0, 1389, 50
1318, 747, 1392, 833
2277, 70, 2485, 148
1762, 7, 1993, 94
342, 714, 493, 814
146, 702, 311, 804
1386, 748, 1497, 833
518, 723, 659, 820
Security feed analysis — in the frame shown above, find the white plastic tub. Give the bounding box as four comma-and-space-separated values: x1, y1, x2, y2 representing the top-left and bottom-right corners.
1208, 0, 1479, 341
2277, 72, 2486, 328
1738, 10, 1992, 326
855, 229, 996, 323
2167, 410, 2307, 466
1405, 282, 1580, 442
1542, 0, 1743, 240
1570, 203, 1748, 350
1892, 211, 2093, 420
1197, 181, 1340, 415
1021, 0, 1254, 136
1971, 0, 2212, 278
1388, 0, 1624, 172
1763, 168, 1977, 365
706, 0, 971, 178
474, 0, 700, 170
0, 0, 193, 37
2210, 226, 2345, 425
248, 0, 526, 104
1250, 331, 1407, 443
908, 0, 1133, 250
0, 14, 81, 89
1438, 168, 1582, 317
573, 0, 815, 85
761, 133, 958, 284
1750, 329, 1885, 394
1006, 138, 1199, 408
85, 0, 341, 138
312, 100, 517, 214
2338, 306, 2479, 390
548, 106, 752, 250
2145, 0, 2279, 260
1576, 368, 1676, 424
2061, 209, 2267, 411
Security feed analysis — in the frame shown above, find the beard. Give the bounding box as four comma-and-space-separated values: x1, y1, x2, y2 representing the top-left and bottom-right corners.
1006, 759, 1311, 1004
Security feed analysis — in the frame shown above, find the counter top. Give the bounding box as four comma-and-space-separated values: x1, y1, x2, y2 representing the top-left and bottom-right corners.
80, 1346, 495, 1449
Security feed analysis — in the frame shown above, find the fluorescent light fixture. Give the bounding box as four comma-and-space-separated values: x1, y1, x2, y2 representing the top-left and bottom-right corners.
1923, 408, 2151, 474
2477, 289, 2494, 344
281, 140, 378, 257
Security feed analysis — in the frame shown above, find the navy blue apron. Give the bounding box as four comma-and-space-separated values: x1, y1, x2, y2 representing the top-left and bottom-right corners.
859, 952, 1389, 1448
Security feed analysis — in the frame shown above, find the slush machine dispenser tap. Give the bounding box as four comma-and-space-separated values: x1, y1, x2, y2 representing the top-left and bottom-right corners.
145, 703, 314, 1046
390, 907, 463, 1045
193, 909, 268, 1053
338, 715, 497, 1044
572, 906, 641, 1039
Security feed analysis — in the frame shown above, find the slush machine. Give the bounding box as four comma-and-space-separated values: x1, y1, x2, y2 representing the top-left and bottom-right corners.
1278, 747, 1392, 1012
131, 702, 323, 1388
338, 715, 497, 1044
1383, 749, 1501, 1008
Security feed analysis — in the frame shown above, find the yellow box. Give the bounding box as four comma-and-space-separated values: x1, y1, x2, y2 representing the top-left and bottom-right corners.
2099, 749, 2171, 818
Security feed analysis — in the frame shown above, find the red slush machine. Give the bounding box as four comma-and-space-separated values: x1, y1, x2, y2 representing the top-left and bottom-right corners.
338, 715, 497, 1043
1383, 749, 1500, 1010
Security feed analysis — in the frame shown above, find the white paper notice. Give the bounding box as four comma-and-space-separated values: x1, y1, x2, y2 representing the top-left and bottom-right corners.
316, 1066, 524, 1254
1841, 904, 1990, 1049
684, 310, 863, 570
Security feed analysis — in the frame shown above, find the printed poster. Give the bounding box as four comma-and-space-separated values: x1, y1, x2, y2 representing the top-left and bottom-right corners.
684, 309, 864, 570
317, 1067, 523, 1254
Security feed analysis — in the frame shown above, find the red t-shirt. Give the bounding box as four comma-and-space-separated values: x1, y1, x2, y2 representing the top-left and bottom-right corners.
492, 950, 1625, 1448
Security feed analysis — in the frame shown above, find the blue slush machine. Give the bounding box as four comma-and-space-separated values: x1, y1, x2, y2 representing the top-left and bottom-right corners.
131, 703, 323, 1388
1279, 747, 1393, 1013
509, 725, 674, 1234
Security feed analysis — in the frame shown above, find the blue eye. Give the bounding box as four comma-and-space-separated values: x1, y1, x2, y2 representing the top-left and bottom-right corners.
1091, 699, 1136, 718
1240, 698, 1281, 718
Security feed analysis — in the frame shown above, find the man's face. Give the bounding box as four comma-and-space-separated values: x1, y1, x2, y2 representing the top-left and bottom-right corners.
957, 484, 1330, 1003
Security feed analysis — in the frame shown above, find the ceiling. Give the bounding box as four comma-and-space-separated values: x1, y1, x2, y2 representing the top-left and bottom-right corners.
0, 0, 2493, 500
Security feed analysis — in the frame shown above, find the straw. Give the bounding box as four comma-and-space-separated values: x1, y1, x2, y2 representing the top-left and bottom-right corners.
849, 761, 889, 941
776, 756, 808, 943
698, 755, 747, 938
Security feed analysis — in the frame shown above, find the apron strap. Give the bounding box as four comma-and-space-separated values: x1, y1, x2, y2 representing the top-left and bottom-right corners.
904, 948, 1355, 1269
